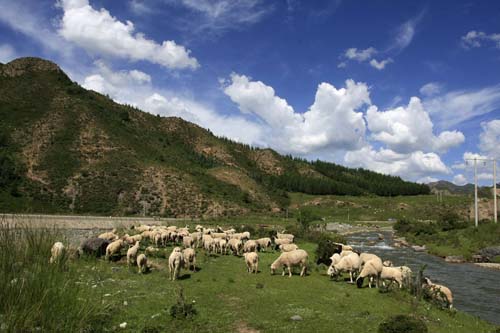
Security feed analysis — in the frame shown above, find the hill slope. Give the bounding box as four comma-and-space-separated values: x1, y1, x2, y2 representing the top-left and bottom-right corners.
0, 57, 429, 217
428, 180, 495, 198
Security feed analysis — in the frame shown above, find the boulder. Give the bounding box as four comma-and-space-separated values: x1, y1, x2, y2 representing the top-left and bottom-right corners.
479, 246, 500, 261
79, 237, 110, 257
445, 255, 465, 263
412, 245, 426, 252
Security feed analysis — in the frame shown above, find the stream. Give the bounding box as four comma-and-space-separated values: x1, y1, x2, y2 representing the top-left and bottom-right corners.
346, 231, 500, 325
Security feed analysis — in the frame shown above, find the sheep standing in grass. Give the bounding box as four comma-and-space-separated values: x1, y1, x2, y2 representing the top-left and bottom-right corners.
98, 231, 119, 241
127, 241, 140, 266
422, 277, 453, 309
49, 242, 65, 264
274, 238, 292, 249
256, 238, 272, 252
218, 238, 227, 255
330, 253, 341, 265
356, 257, 383, 288
183, 248, 196, 271
327, 252, 361, 283
277, 232, 294, 242
380, 266, 404, 288
203, 237, 215, 254
183, 236, 194, 248
168, 247, 184, 281
244, 252, 259, 273
270, 249, 308, 277
105, 239, 124, 261
137, 254, 148, 274
243, 240, 258, 253
279, 244, 299, 252
228, 238, 243, 256
145, 246, 161, 257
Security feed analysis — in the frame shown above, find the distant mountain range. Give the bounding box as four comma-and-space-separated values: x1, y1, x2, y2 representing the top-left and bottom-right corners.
428, 180, 497, 198
0, 57, 429, 217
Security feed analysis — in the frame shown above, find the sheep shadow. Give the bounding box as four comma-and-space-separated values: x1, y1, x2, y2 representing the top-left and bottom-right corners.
178, 273, 191, 280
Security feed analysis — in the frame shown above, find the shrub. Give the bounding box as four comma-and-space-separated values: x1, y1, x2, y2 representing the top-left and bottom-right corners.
296, 208, 321, 231
437, 209, 467, 231
169, 287, 197, 319
314, 232, 346, 265
378, 315, 428, 333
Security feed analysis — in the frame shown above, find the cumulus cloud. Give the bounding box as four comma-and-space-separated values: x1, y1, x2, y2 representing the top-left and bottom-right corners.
344, 47, 377, 62
419, 82, 442, 97
479, 119, 500, 159
366, 97, 464, 153
58, 0, 199, 70
369, 58, 393, 70
424, 85, 500, 128
461, 30, 500, 49
223, 73, 369, 154
344, 145, 450, 180
417, 176, 438, 184
0, 44, 17, 63
453, 174, 467, 185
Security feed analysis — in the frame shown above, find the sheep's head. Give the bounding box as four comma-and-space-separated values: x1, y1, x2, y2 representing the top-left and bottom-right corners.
327, 265, 335, 277
383, 260, 393, 267
270, 261, 279, 275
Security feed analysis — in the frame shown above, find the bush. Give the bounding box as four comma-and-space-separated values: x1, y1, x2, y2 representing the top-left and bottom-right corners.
169, 287, 197, 319
437, 209, 467, 231
296, 208, 321, 231
378, 315, 428, 333
314, 232, 346, 265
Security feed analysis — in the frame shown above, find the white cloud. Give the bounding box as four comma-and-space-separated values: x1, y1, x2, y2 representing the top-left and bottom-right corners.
419, 82, 442, 97
423, 85, 500, 128
369, 58, 392, 70
344, 47, 377, 62
58, 0, 199, 70
390, 11, 424, 53
0, 44, 17, 63
418, 176, 438, 184
477, 172, 493, 181
366, 97, 464, 153
453, 174, 467, 186
344, 145, 450, 180
479, 119, 500, 159
223, 73, 370, 154
461, 30, 500, 49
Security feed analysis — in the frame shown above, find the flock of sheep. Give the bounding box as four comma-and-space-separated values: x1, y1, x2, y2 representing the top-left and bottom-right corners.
48, 223, 453, 308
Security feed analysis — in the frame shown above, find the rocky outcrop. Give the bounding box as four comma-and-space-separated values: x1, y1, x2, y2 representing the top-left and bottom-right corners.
0, 57, 64, 77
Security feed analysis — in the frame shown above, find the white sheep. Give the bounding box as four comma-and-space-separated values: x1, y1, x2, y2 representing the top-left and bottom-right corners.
49, 242, 65, 264
203, 236, 215, 254
276, 232, 294, 242
145, 246, 161, 256
356, 257, 383, 288
274, 238, 292, 249
182, 248, 196, 271
339, 250, 353, 258
422, 277, 453, 309
243, 240, 258, 253
217, 238, 228, 255
244, 252, 259, 273
127, 241, 140, 266
383, 260, 393, 267
380, 266, 404, 288
327, 252, 361, 283
270, 249, 308, 277
98, 231, 119, 241
105, 239, 124, 261
168, 247, 184, 281
329, 253, 341, 265
255, 237, 272, 251
228, 238, 243, 255
183, 236, 194, 248
279, 243, 299, 252
137, 253, 148, 274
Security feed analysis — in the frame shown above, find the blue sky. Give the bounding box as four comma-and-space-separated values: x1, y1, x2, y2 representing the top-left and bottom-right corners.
0, 0, 499, 185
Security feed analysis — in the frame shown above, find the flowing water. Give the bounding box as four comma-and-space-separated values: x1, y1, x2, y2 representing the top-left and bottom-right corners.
346, 231, 500, 325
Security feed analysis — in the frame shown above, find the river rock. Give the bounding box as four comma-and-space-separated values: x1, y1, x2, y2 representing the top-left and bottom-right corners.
479, 246, 500, 261
290, 315, 303, 321
445, 255, 465, 263
79, 238, 110, 257
412, 245, 426, 252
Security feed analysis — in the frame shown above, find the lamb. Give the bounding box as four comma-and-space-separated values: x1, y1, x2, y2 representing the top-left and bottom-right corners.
183, 236, 194, 248
168, 247, 184, 281
270, 249, 308, 277
327, 252, 361, 283
105, 239, 124, 261
380, 266, 404, 288
279, 243, 299, 252
127, 241, 140, 266
182, 248, 196, 271
356, 257, 383, 288
255, 237, 272, 251
243, 240, 258, 253
49, 242, 65, 264
276, 232, 294, 242
422, 277, 453, 309
244, 252, 259, 274
228, 238, 243, 256
137, 253, 148, 274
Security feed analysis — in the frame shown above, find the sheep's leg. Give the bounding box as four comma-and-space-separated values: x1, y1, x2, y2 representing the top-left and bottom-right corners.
255, 263, 258, 274
288, 266, 292, 278
349, 271, 353, 283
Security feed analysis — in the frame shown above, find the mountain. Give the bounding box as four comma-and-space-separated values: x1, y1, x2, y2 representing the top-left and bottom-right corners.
428, 180, 496, 198
0, 57, 429, 217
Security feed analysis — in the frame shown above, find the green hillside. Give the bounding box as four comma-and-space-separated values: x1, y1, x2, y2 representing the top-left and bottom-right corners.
0, 57, 429, 217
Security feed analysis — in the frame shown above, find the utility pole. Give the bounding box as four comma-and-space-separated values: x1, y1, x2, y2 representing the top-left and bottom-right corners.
494, 159, 497, 224
466, 157, 497, 227
474, 158, 478, 228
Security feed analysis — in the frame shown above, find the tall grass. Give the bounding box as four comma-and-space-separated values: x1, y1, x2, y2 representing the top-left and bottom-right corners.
0, 220, 109, 332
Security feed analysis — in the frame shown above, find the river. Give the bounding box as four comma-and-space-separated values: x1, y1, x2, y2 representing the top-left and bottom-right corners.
346, 231, 500, 325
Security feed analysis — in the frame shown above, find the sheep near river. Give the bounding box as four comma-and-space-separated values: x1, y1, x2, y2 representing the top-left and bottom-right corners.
327, 252, 361, 283
49, 242, 65, 264
105, 239, 124, 261
423, 277, 454, 309
137, 254, 148, 274
270, 249, 308, 277
356, 257, 383, 288
127, 241, 140, 266
168, 247, 184, 281
244, 252, 259, 274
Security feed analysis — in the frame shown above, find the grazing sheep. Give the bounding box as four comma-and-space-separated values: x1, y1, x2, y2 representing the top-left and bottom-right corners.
183, 236, 194, 248
255, 237, 272, 252
340, 250, 353, 258
183, 248, 196, 271
329, 253, 341, 265
211, 232, 227, 240
137, 254, 148, 274
105, 239, 124, 261
380, 266, 404, 288
276, 232, 294, 242
359, 253, 382, 268
383, 260, 393, 267
203, 237, 216, 254
195, 225, 204, 232
422, 277, 453, 309
327, 252, 361, 283
145, 246, 161, 256
191, 231, 203, 248
127, 241, 140, 266
168, 247, 184, 281
98, 231, 119, 242
49, 242, 65, 264
243, 240, 258, 253
135, 225, 152, 232
78, 238, 110, 257
274, 238, 292, 249
270, 249, 308, 277
228, 238, 243, 256
356, 257, 383, 288
279, 243, 299, 252
244, 252, 259, 273
217, 238, 228, 255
